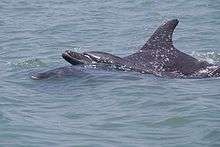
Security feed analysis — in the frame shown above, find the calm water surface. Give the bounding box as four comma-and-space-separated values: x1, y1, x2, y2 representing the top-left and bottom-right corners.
0, 0, 220, 146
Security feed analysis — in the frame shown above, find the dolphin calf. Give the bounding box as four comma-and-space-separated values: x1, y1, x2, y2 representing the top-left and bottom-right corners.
31, 66, 86, 80
31, 19, 220, 79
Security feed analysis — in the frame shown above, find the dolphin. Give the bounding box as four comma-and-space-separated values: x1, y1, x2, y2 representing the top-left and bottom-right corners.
31, 19, 220, 79
62, 50, 155, 74
30, 66, 86, 80
62, 19, 220, 78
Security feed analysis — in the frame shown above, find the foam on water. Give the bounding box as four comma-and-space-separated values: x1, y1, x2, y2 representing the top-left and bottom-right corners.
192, 51, 220, 64
10, 58, 47, 70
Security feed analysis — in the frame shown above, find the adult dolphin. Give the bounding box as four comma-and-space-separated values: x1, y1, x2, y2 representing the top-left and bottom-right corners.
31, 19, 220, 79
62, 19, 220, 78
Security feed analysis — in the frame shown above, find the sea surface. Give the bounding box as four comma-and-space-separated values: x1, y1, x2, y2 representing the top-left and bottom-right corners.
0, 0, 220, 147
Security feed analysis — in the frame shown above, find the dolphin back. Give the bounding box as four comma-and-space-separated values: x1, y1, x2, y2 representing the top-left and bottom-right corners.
124, 19, 211, 76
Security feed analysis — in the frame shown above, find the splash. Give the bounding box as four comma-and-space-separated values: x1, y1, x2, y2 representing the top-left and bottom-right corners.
191, 51, 220, 64
10, 58, 47, 70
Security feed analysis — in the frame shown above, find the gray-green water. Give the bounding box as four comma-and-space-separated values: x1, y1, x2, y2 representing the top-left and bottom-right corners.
0, 0, 220, 146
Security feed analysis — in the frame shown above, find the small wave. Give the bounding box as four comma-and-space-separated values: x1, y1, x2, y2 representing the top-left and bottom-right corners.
0, 20, 5, 26
10, 58, 47, 70
0, 111, 11, 124
153, 116, 191, 127
192, 51, 220, 64
203, 130, 220, 142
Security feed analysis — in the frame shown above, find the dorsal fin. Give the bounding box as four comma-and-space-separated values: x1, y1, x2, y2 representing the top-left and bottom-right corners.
140, 19, 179, 51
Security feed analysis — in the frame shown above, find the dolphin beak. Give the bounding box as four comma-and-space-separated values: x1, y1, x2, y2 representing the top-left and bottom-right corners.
62, 50, 85, 65
62, 50, 94, 65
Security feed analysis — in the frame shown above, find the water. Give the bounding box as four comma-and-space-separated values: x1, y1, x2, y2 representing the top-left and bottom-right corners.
0, 0, 220, 146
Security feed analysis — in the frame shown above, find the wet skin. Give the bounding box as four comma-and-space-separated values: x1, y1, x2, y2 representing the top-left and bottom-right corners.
31, 19, 220, 79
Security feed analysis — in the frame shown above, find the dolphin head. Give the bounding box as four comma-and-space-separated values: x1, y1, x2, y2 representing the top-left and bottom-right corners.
62, 50, 94, 65
63, 50, 124, 65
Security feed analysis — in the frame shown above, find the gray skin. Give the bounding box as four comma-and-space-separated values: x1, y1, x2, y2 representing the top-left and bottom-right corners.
62, 50, 156, 74
30, 66, 87, 80
62, 19, 220, 78
31, 19, 220, 79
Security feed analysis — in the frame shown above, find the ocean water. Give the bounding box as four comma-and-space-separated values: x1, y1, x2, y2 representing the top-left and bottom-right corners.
0, 0, 220, 146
